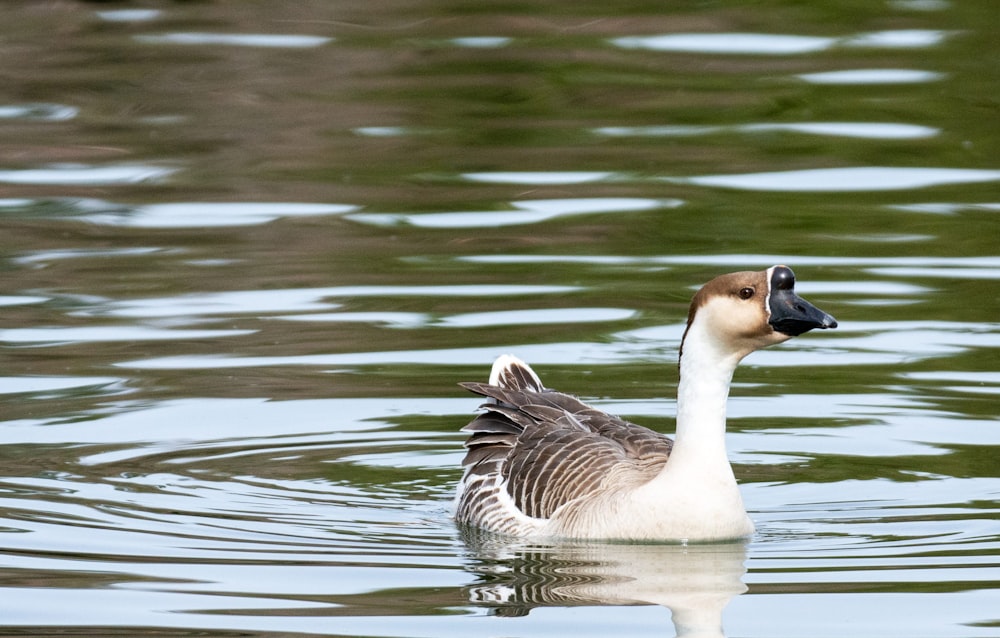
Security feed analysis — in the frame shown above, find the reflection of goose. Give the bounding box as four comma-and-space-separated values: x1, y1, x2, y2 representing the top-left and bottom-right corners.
456, 266, 836, 541
462, 531, 748, 638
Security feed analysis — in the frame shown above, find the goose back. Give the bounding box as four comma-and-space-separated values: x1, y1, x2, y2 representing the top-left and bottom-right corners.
456, 359, 673, 534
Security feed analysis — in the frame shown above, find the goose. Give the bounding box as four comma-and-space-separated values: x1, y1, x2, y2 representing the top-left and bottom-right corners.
454, 265, 837, 541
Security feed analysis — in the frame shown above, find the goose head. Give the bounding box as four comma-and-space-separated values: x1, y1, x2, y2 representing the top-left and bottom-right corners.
682, 265, 837, 363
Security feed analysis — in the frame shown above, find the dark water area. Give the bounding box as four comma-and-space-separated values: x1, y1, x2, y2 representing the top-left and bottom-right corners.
1, 1, 998, 636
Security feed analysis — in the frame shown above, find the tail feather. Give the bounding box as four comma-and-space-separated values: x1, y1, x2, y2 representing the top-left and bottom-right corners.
489, 354, 544, 392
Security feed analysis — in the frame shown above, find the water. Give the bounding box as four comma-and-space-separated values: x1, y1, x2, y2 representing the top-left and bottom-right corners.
1, 1, 998, 636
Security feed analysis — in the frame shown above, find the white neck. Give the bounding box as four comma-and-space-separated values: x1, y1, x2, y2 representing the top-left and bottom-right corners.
574, 308, 758, 540
673, 316, 742, 463
620, 312, 754, 540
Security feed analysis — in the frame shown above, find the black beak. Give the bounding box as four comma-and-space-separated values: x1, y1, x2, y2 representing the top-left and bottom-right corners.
767, 266, 838, 337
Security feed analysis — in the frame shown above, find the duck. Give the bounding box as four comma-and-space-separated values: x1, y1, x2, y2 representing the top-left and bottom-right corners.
454, 265, 837, 542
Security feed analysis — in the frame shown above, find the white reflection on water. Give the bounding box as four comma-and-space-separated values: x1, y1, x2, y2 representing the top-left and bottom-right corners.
462, 171, 616, 185
0, 103, 78, 121
0, 164, 176, 185
0, 198, 357, 228
96, 9, 161, 22
95, 289, 341, 317
116, 342, 644, 370
0, 397, 461, 447
276, 308, 636, 329
116, 320, 1000, 371
15, 246, 167, 267
904, 371, 1000, 395
725, 591, 995, 638
795, 69, 946, 84
888, 0, 949, 9
888, 202, 1000, 214
611, 33, 835, 54
450, 37, 512, 48
460, 253, 1000, 270
348, 198, 681, 228
593, 122, 939, 140
435, 307, 637, 328
88, 202, 359, 228
135, 33, 333, 48
821, 233, 933, 244
353, 126, 444, 137
744, 414, 1000, 460
0, 376, 120, 395
0, 589, 328, 630
84, 285, 580, 318
609, 30, 949, 54
841, 29, 952, 47
869, 267, 1000, 279
672, 167, 1000, 191
0, 294, 48, 307
277, 311, 431, 328
0, 326, 254, 344
455, 167, 1000, 190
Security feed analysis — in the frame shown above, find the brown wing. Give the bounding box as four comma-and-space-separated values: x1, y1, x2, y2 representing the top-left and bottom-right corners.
459, 376, 673, 521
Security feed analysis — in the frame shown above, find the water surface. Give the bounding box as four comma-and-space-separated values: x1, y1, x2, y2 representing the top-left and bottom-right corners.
0, 1, 998, 636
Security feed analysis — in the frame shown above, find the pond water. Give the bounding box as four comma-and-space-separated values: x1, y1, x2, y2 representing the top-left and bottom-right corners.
1, 1, 998, 636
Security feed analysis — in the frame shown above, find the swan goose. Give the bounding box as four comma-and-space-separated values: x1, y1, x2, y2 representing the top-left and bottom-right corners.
455, 265, 837, 542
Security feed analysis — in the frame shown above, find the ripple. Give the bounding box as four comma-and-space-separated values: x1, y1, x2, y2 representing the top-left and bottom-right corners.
462, 254, 641, 266
672, 167, 1000, 192
15, 246, 166, 267
450, 37, 512, 48
0, 326, 254, 344
621, 319, 1000, 368
96, 9, 161, 22
135, 33, 332, 48
347, 198, 680, 228
888, 0, 950, 9
0, 164, 175, 186
275, 307, 636, 328
113, 330, 832, 371
799, 320, 1000, 364
276, 311, 431, 328
888, 202, 1000, 215
115, 317, 1000, 371
0, 376, 120, 395
824, 232, 933, 243
87, 285, 580, 319
435, 307, 637, 328
0, 294, 48, 307
593, 124, 719, 137
0, 198, 356, 228
593, 122, 939, 140
903, 371, 1000, 395
611, 33, 836, 54
86, 202, 359, 228
116, 343, 649, 370
841, 29, 952, 48
461, 171, 617, 185
867, 267, 1000, 280
0, 396, 467, 449
742, 122, 938, 138
609, 30, 949, 55
353, 126, 442, 137
455, 167, 1000, 192
0, 103, 78, 121
795, 69, 946, 84
460, 253, 1000, 270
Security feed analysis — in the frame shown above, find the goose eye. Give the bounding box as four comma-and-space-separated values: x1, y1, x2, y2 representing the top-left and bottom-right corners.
738, 287, 755, 300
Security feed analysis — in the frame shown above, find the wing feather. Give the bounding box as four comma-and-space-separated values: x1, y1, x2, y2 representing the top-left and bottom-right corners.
456, 358, 674, 531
